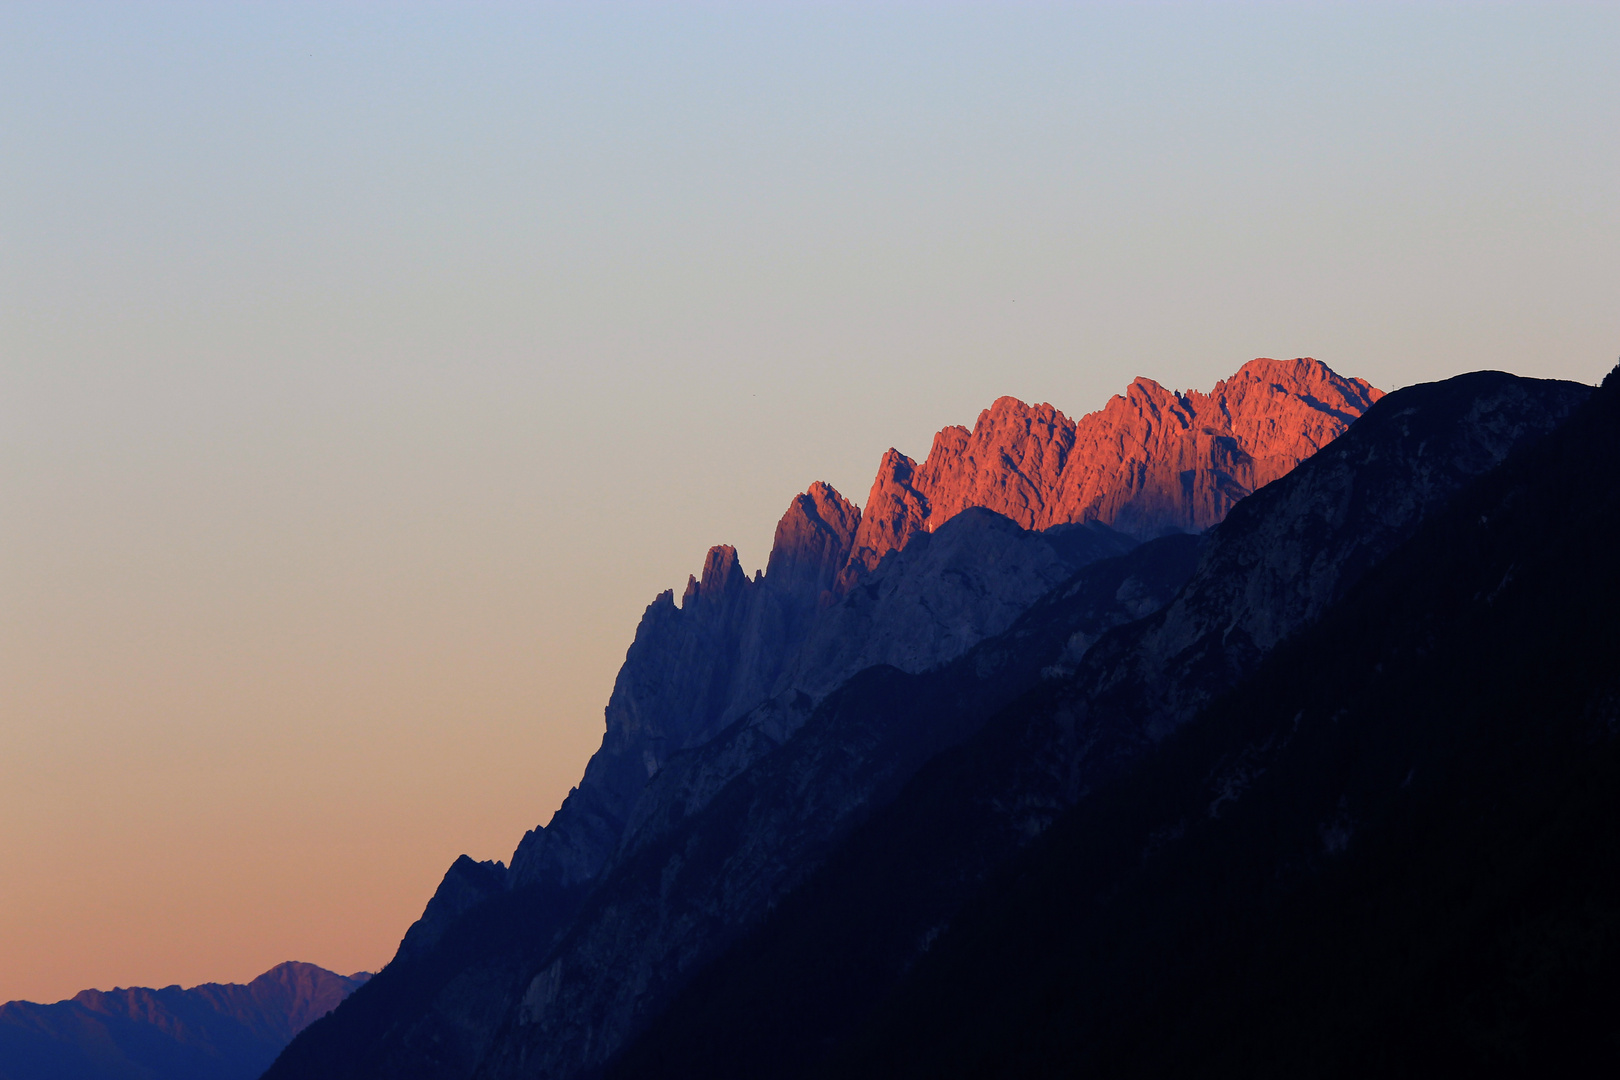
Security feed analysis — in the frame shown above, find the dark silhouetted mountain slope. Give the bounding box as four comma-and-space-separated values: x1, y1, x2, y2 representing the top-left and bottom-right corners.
820, 366, 1620, 1079
0, 962, 366, 1080
472, 524, 1200, 1080
604, 371, 1589, 1080
267, 513, 1135, 1080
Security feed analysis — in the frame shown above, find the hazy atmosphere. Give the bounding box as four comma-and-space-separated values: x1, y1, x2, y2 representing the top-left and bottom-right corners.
4, 2, 1617, 1005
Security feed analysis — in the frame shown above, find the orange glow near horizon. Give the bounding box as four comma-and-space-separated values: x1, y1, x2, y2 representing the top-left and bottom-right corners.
1, 565, 610, 1002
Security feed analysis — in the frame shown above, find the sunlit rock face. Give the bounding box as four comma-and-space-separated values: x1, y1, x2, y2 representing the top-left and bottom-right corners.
766, 481, 862, 614
837, 357, 1383, 589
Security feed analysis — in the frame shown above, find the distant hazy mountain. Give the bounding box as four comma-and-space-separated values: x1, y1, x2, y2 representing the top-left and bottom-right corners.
0, 961, 367, 1080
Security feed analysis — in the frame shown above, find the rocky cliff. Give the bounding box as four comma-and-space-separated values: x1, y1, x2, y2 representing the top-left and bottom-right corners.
838, 357, 1381, 587
603, 371, 1589, 1080
481, 530, 1203, 1080
821, 365, 1620, 1079
264, 357, 1386, 1080
508, 356, 1379, 900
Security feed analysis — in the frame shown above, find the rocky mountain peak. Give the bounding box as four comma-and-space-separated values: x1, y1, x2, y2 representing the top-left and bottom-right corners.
682, 545, 748, 608
833, 357, 1383, 589
836, 448, 932, 593
766, 482, 862, 606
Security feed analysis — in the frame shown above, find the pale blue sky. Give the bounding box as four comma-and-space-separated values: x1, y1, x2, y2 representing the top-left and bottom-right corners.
3, 2, 1617, 1001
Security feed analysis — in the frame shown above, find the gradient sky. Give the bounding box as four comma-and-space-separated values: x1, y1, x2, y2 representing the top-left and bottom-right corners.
2, 2, 1617, 1004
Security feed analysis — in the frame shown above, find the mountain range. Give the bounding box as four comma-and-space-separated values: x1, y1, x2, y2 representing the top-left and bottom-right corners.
26, 353, 1605, 1080
0, 962, 367, 1080
605, 368, 1599, 1080
817, 362, 1620, 1077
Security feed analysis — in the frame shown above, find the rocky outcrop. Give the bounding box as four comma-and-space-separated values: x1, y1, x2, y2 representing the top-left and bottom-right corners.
837, 357, 1382, 588
765, 481, 862, 614
778, 512, 1132, 703
610, 511, 1134, 867
396, 856, 509, 962
498, 358, 1376, 907
0, 962, 369, 1080
507, 544, 775, 892
476, 532, 1203, 1080
506, 500, 1127, 898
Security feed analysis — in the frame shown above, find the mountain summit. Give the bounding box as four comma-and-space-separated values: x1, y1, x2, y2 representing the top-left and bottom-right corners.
840, 357, 1381, 587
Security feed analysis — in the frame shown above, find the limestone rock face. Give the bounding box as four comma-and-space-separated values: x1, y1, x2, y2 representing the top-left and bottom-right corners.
610, 513, 1133, 868
476, 533, 1201, 1080
839, 449, 929, 593
781, 510, 1132, 703
837, 358, 1382, 588
508, 488, 863, 892
510, 543, 773, 890
766, 481, 862, 612
506, 510, 1125, 894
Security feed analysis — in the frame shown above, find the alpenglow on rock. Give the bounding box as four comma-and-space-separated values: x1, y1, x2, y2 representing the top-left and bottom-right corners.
837, 357, 1382, 588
